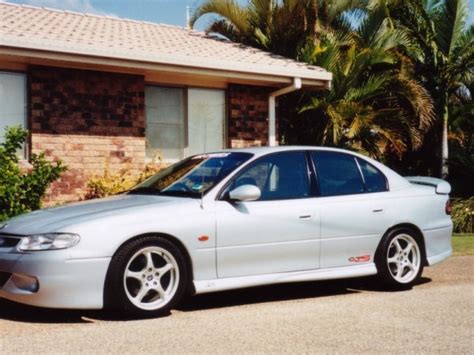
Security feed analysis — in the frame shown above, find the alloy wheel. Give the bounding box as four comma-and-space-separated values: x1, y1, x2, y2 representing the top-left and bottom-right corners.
123, 246, 180, 310
386, 233, 421, 284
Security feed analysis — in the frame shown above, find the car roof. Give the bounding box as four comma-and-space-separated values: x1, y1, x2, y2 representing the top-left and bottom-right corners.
221, 145, 355, 157
219, 145, 411, 191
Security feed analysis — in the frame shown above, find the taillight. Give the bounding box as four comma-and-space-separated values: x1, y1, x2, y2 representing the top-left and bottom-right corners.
445, 200, 452, 215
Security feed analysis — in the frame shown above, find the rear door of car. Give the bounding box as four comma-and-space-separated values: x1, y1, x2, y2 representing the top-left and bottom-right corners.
309, 150, 393, 268
214, 151, 321, 278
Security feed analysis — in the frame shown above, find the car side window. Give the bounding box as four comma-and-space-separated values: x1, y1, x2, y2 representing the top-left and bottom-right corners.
311, 151, 364, 196
357, 158, 388, 192
229, 151, 311, 200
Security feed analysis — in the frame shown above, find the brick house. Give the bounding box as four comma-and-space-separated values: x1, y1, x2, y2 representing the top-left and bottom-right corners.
0, 2, 331, 203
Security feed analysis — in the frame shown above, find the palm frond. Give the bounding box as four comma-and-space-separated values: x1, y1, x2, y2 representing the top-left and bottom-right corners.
434, 0, 469, 57
247, 0, 274, 32
356, 3, 387, 48
345, 74, 391, 101
190, 0, 249, 35
206, 19, 241, 41
374, 126, 407, 157
391, 77, 436, 132
327, 0, 368, 24
450, 24, 474, 84
299, 96, 325, 113
376, 26, 423, 59
347, 104, 375, 139
326, 104, 346, 144
423, 0, 443, 14
452, 24, 474, 57
304, 32, 345, 72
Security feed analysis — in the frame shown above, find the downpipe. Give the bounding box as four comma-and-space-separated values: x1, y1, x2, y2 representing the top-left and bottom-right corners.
268, 77, 302, 146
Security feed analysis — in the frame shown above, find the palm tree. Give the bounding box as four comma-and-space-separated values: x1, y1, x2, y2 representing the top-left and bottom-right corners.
388, 0, 473, 177
192, 0, 436, 160
446, 81, 474, 195
190, 0, 367, 59
299, 3, 435, 158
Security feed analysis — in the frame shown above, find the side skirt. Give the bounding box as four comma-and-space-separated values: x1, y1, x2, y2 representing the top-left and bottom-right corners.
193, 263, 377, 294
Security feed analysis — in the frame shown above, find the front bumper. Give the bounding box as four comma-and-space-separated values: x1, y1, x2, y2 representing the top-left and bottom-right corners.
0, 248, 110, 309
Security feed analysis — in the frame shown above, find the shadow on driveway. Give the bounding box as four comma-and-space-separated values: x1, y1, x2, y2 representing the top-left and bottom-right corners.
178, 276, 431, 312
0, 276, 431, 324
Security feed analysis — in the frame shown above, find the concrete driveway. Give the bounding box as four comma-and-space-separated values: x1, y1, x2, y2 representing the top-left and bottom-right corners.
1, 256, 473, 354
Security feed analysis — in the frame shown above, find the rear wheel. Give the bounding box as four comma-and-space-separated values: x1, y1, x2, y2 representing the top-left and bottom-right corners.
376, 229, 424, 289
105, 236, 187, 317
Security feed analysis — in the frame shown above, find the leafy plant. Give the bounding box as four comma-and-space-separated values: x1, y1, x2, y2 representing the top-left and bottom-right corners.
191, 0, 367, 60
388, 0, 473, 177
299, 2, 435, 160
85, 169, 137, 199
192, 0, 319, 58
451, 197, 474, 234
192, 0, 472, 178
85, 161, 165, 199
0, 125, 66, 222
193, 1, 436, 161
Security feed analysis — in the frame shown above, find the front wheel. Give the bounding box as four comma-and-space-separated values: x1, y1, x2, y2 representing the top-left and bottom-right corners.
104, 236, 187, 317
375, 229, 424, 289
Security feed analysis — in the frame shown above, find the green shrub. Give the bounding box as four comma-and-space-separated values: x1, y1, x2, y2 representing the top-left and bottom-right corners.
85, 168, 137, 199
451, 197, 474, 234
85, 161, 165, 199
0, 126, 66, 221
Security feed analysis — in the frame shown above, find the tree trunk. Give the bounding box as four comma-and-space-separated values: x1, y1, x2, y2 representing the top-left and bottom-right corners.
441, 93, 449, 179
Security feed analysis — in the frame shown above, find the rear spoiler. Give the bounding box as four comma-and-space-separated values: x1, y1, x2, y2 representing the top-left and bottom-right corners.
405, 176, 451, 195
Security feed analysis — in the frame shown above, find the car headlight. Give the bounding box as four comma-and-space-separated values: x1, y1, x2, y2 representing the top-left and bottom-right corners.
18, 233, 80, 251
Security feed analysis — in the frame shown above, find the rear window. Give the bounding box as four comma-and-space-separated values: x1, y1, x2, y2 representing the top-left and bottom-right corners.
311, 151, 365, 196
357, 158, 388, 192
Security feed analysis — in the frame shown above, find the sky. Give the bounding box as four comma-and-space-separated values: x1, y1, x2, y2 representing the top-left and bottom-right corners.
4, 0, 474, 30
3, 0, 239, 30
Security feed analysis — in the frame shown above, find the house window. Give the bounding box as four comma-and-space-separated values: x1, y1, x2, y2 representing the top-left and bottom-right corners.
187, 88, 225, 156
145, 85, 225, 162
145, 86, 186, 161
0, 72, 27, 151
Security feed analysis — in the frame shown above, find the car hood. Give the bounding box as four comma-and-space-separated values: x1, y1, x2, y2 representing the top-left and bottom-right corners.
1, 194, 196, 235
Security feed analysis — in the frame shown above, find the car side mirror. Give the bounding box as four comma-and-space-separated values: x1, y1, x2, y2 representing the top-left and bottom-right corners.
228, 184, 261, 202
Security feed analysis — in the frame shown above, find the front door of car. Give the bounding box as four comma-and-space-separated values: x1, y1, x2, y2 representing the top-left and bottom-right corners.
309, 151, 393, 269
214, 151, 320, 278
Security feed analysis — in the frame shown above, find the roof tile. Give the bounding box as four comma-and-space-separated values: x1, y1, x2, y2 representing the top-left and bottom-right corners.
0, 2, 331, 81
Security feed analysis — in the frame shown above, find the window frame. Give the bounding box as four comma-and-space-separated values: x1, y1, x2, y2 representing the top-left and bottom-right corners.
310, 150, 389, 197
218, 150, 314, 202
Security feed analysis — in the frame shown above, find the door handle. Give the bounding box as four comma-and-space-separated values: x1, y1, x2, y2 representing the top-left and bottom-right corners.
372, 208, 384, 213
299, 215, 312, 220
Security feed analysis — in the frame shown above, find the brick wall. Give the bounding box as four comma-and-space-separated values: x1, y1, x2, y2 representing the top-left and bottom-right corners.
228, 84, 273, 148
26, 67, 275, 204
29, 65, 145, 204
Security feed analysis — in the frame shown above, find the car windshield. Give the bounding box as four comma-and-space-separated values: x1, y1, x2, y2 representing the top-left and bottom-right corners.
129, 152, 253, 198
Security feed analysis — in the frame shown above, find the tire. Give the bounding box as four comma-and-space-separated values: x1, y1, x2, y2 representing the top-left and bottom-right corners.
375, 228, 424, 289
104, 236, 188, 318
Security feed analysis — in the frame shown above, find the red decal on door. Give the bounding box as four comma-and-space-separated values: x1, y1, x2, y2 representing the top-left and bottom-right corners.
348, 255, 371, 262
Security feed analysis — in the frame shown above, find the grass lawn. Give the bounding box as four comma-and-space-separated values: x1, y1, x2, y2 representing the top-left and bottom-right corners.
452, 234, 474, 256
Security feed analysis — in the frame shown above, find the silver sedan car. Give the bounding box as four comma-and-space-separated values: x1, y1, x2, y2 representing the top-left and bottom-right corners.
0, 147, 452, 317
